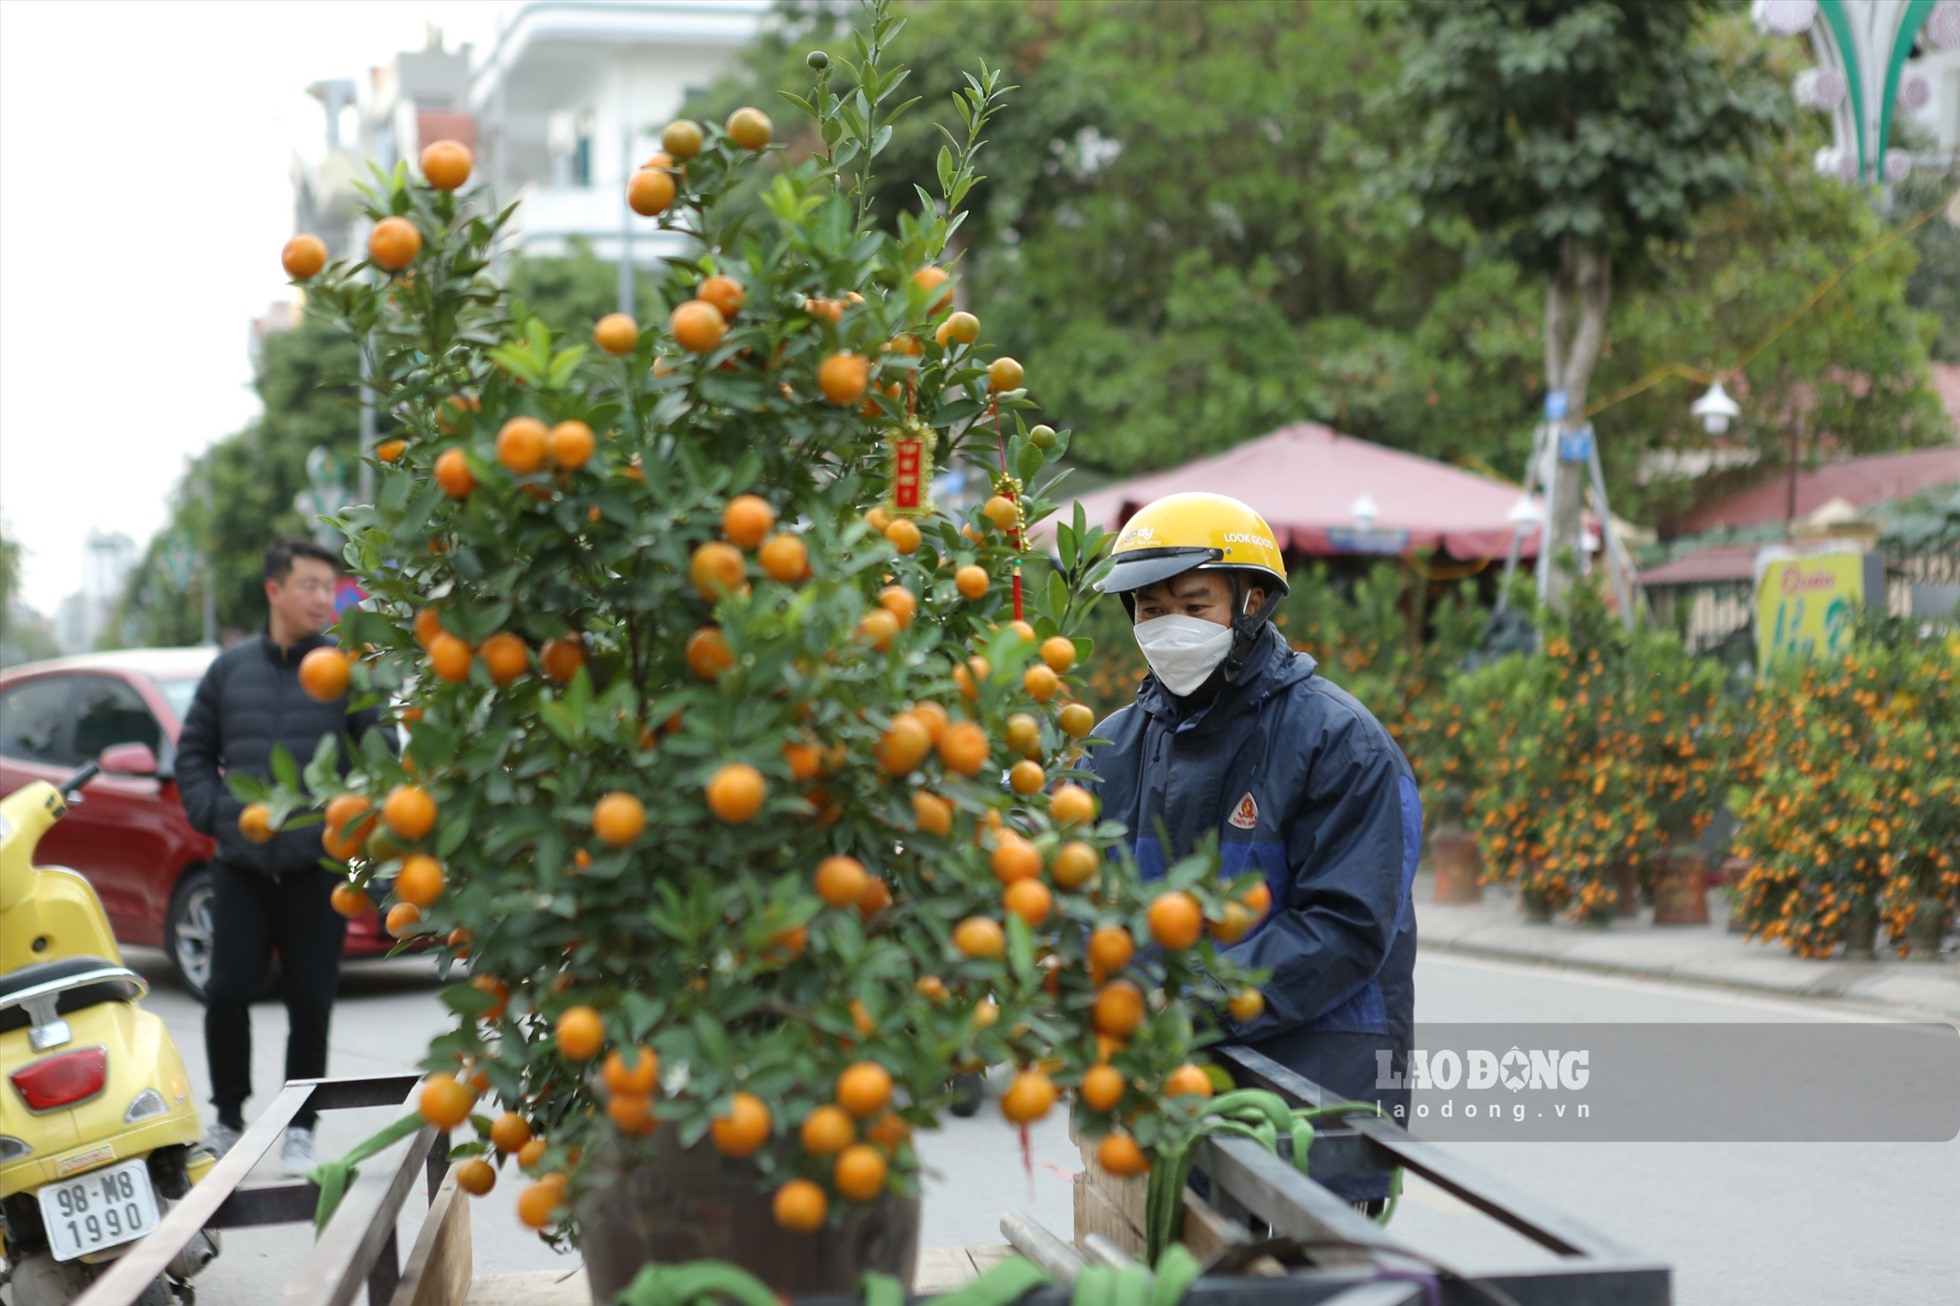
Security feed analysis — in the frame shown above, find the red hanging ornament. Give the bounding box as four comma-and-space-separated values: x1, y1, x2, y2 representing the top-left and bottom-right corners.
882, 420, 937, 518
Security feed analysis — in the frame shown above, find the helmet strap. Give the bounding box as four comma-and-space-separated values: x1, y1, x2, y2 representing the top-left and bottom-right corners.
1224, 572, 1266, 677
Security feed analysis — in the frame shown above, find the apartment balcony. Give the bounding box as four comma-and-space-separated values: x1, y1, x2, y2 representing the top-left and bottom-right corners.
504, 181, 694, 266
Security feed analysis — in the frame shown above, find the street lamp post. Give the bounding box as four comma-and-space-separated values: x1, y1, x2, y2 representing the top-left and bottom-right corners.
1690, 380, 1741, 435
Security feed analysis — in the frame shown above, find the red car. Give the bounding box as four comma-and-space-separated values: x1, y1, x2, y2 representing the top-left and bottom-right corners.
0, 647, 398, 998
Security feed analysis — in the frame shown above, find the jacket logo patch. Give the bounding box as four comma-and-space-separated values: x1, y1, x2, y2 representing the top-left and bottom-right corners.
1228, 793, 1259, 830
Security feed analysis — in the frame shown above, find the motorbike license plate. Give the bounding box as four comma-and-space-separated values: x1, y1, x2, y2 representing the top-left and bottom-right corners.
38, 1157, 160, 1261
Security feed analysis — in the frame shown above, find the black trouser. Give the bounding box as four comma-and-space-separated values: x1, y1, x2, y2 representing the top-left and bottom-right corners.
204, 862, 347, 1131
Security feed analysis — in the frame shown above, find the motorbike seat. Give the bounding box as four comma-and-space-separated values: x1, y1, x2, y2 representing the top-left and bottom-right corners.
0, 955, 146, 1035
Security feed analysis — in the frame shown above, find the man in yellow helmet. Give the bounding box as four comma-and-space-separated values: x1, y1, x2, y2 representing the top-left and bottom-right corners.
1084, 492, 1419, 1208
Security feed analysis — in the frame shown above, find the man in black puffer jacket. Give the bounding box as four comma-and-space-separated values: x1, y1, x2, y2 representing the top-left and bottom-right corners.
176, 539, 387, 1175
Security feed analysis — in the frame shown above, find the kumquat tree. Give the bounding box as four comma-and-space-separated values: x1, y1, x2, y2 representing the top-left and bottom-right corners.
246, 6, 1267, 1293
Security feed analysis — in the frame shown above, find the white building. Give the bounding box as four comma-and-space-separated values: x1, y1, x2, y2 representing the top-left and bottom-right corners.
290, 2, 769, 287
470, 0, 769, 265
55, 530, 135, 654
293, 35, 476, 263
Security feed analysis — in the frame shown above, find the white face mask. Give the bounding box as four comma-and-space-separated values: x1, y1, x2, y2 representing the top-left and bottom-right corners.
1133, 615, 1234, 696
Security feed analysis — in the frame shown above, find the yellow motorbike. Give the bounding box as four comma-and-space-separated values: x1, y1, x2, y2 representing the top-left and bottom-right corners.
1, 756, 218, 1304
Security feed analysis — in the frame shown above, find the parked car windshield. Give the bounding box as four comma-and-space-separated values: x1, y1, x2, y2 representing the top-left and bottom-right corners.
158, 678, 201, 724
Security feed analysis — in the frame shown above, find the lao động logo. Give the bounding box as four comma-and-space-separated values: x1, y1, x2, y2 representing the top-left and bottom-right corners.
1377, 1044, 1590, 1092
1376, 1043, 1593, 1130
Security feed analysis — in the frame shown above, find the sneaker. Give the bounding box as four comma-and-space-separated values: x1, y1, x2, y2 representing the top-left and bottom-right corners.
280, 1126, 317, 1178
204, 1121, 242, 1160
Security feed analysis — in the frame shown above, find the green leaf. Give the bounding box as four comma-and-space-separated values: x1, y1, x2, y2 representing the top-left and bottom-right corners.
1015, 439, 1043, 488
225, 773, 270, 804
692, 1012, 735, 1069
1044, 571, 1069, 627
546, 345, 588, 389
486, 344, 541, 384
270, 744, 300, 793
1006, 914, 1035, 987
441, 982, 497, 1018
436, 812, 471, 860
304, 734, 343, 796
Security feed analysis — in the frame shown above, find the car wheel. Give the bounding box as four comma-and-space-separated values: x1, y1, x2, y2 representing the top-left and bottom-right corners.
165, 867, 216, 1002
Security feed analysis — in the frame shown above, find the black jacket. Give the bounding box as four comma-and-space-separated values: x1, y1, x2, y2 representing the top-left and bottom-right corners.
1084, 624, 1420, 1134
176, 629, 384, 878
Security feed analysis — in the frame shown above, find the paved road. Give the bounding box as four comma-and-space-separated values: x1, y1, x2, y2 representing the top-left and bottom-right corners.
111, 945, 1958, 1304
1386, 955, 1960, 1306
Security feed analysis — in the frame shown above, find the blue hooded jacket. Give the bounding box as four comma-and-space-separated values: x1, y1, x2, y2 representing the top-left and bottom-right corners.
1083, 623, 1419, 1143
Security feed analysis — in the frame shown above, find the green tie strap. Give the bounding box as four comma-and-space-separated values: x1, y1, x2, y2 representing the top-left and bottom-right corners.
1143, 1090, 1406, 1261
610, 1246, 1201, 1305
307, 1111, 426, 1234
862, 1269, 908, 1306
615, 1260, 781, 1306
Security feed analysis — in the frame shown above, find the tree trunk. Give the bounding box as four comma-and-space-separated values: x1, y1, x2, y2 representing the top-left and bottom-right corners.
1540, 240, 1613, 613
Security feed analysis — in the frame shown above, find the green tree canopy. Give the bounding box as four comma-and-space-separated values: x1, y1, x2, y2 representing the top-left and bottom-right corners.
1895, 161, 1960, 363
1389, 0, 1785, 602
696, 0, 1478, 473
506, 238, 659, 336
1600, 139, 1946, 529
1, 520, 60, 666
1392, 0, 1784, 270
695, 2, 1943, 533
116, 0, 1954, 649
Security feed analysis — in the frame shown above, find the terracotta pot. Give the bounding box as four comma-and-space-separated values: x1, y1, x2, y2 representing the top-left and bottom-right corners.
574, 1129, 920, 1302
1430, 831, 1484, 905
1904, 896, 1952, 962
1841, 908, 1879, 962
1650, 848, 1710, 926
1609, 862, 1641, 919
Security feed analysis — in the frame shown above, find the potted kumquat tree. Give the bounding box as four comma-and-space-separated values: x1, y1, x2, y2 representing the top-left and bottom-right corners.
248, 10, 1266, 1299
1730, 627, 1959, 960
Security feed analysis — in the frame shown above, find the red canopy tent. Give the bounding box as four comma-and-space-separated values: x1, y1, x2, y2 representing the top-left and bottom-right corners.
1069, 423, 1552, 560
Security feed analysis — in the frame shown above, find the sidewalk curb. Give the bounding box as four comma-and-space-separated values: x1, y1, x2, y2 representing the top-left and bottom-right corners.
1419, 935, 1960, 1024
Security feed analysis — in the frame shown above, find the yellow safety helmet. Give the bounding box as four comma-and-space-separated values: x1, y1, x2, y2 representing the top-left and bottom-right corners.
1098, 492, 1289, 602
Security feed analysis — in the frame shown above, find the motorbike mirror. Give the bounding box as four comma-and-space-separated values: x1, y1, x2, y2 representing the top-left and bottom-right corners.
98, 742, 159, 777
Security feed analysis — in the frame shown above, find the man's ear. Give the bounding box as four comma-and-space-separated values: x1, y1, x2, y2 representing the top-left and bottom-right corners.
1244, 586, 1267, 616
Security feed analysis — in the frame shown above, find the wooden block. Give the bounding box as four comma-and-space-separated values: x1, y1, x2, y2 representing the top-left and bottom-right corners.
912, 1244, 1020, 1292
1072, 1174, 1146, 1257
1175, 1188, 1243, 1262
463, 1269, 590, 1305
912, 1247, 981, 1293
966, 1245, 1019, 1275
389, 1169, 472, 1306
1070, 1123, 1149, 1231
1173, 1188, 1282, 1274
1068, 1121, 1281, 1272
